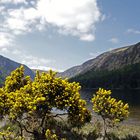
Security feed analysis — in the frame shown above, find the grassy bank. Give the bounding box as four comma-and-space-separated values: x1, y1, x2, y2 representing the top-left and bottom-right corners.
73, 122, 140, 140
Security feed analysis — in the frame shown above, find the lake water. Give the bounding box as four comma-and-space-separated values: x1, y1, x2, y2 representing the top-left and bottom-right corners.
80, 89, 140, 126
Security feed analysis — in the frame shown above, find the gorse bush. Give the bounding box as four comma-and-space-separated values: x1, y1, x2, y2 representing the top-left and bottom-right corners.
0, 66, 131, 140
92, 88, 129, 138
0, 66, 91, 139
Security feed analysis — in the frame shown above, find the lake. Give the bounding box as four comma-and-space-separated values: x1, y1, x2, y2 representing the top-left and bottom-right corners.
80, 89, 140, 126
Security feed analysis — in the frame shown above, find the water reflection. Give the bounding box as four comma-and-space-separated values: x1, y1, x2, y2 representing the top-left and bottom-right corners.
80, 89, 140, 125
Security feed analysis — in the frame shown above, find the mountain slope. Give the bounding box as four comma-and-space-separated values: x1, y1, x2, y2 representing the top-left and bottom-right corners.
60, 42, 140, 78
0, 55, 35, 86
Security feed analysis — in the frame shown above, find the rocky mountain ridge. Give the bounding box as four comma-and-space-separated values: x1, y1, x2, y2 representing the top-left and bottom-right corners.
60, 42, 140, 78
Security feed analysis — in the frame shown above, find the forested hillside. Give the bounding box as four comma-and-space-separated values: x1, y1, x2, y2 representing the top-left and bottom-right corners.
70, 63, 140, 89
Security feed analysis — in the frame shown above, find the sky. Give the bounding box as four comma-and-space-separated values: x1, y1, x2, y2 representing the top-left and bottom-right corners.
0, 0, 140, 71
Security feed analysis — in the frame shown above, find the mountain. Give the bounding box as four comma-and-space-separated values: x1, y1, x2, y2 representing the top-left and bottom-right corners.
60, 42, 140, 78
0, 55, 35, 86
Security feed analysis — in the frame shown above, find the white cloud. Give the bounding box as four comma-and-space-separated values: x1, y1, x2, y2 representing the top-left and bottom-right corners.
6, 18, 27, 32
37, 0, 101, 41
3, 7, 41, 35
109, 37, 119, 44
0, 0, 102, 41
127, 28, 140, 34
80, 34, 95, 41
22, 8, 40, 20
0, 32, 14, 47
